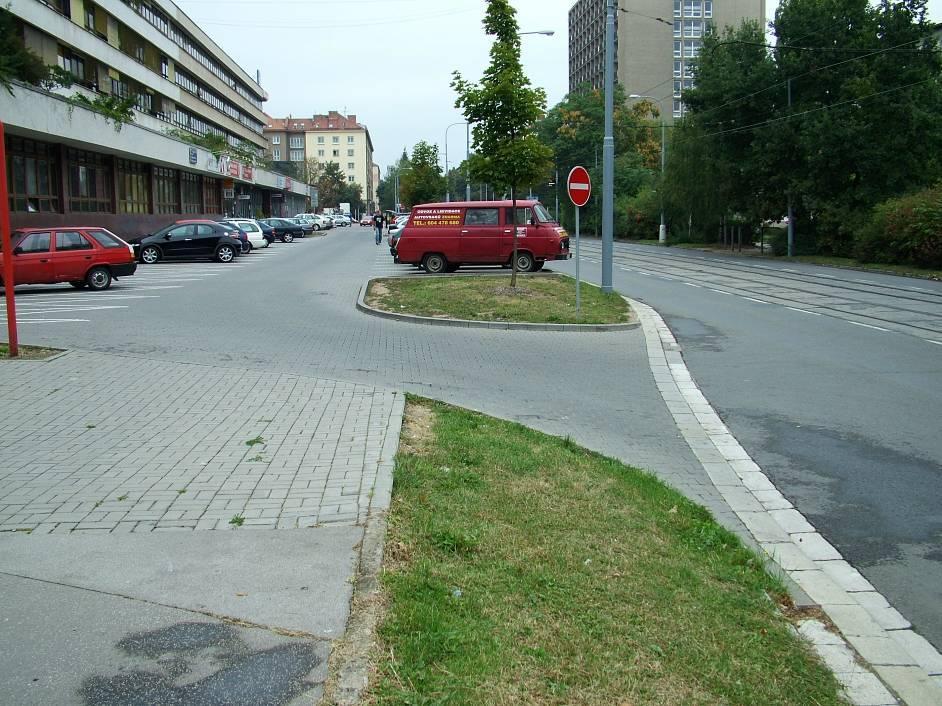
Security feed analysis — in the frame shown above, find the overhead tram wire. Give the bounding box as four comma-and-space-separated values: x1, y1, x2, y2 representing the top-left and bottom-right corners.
191, 6, 476, 29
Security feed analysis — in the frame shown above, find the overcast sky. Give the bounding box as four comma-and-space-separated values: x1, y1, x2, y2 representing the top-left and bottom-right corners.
175, 0, 942, 173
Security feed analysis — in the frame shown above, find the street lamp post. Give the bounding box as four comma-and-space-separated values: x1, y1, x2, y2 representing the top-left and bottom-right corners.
601, 0, 615, 292
444, 121, 466, 202
629, 94, 668, 244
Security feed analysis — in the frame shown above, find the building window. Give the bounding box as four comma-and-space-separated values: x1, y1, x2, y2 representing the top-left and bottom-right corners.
347, 176, 355, 182
684, 62, 695, 78
290, 150, 304, 161
271, 135, 281, 145
317, 136, 324, 144
117, 158, 149, 214
332, 136, 339, 144
67, 149, 111, 213
160, 55, 169, 78
347, 136, 354, 143
684, 20, 704, 38
317, 149, 324, 157
289, 136, 303, 148
204, 177, 221, 213
272, 148, 281, 160
704, 0, 712, 18
154, 166, 178, 214
347, 162, 355, 169
5, 136, 59, 213
673, 40, 682, 58
58, 47, 89, 86
674, 0, 681, 17
674, 60, 682, 78
684, 40, 700, 57
332, 149, 339, 157
673, 99, 683, 118
181, 172, 202, 213
347, 149, 354, 157
674, 80, 682, 98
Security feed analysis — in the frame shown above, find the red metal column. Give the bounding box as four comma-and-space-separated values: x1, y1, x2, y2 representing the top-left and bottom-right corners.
0, 121, 19, 356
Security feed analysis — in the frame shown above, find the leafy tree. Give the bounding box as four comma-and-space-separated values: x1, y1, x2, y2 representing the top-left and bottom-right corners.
317, 162, 347, 208
0, 7, 54, 94
339, 181, 365, 215
377, 150, 411, 212
399, 140, 446, 208
452, 0, 553, 285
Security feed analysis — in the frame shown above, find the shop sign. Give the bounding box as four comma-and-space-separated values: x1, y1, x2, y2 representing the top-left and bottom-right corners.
237, 194, 251, 200
223, 188, 235, 199
285, 177, 293, 190
188, 147, 198, 164
241, 164, 253, 181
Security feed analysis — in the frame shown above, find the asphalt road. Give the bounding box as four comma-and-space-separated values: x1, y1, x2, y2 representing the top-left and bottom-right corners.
6, 227, 941, 653
555, 240, 942, 650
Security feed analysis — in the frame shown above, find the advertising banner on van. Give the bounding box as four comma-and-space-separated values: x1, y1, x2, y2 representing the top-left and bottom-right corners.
411, 207, 462, 227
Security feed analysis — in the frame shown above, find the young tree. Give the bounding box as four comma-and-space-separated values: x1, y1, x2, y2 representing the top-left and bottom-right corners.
399, 140, 446, 208
317, 162, 347, 208
452, 0, 553, 286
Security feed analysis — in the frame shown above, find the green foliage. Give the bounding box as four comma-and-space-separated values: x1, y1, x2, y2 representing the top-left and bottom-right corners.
452, 0, 554, 284
856, 184, 942, 267
399, 140, 446, 208
68, 93, 137, 133
0, 7, 71, 94
317, 161, 347, 208
668, 0, 942, 259
378, 150, 411, 211
622, 187, 660, 240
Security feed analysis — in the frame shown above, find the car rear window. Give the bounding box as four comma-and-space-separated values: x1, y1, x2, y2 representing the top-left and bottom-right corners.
85, 229, 126, 248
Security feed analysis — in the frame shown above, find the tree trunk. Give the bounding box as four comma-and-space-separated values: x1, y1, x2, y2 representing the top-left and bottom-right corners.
510, 184, 518, 288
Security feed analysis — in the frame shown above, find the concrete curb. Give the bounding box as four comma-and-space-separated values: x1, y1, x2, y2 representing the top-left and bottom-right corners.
325, 391, 405, 705
0, 348, 70, 363
356, 276, 640, 331
629, 296, 942, 706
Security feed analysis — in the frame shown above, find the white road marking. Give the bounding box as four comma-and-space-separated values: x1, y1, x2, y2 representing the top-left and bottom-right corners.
685, 283, 702, 288
847, 321, 888, 332
17, 318, 89, 323
786, 307, 822, 316
708, 288, 732, 295
741, 296, 769, 304
927, 340, 942, 346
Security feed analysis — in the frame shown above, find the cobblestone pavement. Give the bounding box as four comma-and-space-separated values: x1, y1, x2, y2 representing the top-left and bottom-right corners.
0, 351, 401, 533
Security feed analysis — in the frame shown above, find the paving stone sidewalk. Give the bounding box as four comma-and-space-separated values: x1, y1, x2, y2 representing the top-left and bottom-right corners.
0, 351, 401, 534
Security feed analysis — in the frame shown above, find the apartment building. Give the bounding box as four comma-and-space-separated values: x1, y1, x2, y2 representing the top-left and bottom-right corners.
264, 112, 375, 211
2, 0, 313, 234
569, 0, 765, 119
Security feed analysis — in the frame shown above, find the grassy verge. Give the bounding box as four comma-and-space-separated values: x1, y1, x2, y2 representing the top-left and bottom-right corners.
0, 343, 63, 360
368, 398, 841, 705
366, 274, 630, 325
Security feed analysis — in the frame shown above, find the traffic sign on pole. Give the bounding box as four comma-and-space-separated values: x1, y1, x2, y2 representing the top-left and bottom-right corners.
0, 121, 19, 357
567, 166, 592, 208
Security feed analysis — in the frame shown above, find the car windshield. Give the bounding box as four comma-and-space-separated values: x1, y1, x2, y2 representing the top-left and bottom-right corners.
533, 203, 552, 222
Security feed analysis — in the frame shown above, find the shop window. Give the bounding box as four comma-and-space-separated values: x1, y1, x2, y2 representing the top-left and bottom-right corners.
154, 166, 179, 214
67, 148, 111, 213
181, 172, 202, 213
5, 136, 59, 213
117, 159, 149, 214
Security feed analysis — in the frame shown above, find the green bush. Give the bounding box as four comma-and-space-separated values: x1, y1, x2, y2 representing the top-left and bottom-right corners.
856, 186, 942, 268
768, 225, 818, 256
621, 188, 659, 240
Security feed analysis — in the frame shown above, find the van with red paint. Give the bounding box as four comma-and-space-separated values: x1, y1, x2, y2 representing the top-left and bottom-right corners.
391, 200, 570, 273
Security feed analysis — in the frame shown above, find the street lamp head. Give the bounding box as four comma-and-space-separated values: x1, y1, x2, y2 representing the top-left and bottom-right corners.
519, 30, 555, 36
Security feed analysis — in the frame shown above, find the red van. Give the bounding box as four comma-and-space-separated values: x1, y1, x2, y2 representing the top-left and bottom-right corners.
392, 200, 570, 273
1, 227, 137, 290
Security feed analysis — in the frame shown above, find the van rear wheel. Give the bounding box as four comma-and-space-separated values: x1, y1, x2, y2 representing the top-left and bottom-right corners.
514, 252, 535, 272
423, 253, 447, 274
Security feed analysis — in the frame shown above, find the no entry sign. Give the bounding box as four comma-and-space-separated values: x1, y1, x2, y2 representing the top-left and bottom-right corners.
567, 166, 591, 207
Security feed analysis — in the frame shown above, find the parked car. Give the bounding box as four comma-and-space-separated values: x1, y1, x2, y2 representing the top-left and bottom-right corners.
256, 220, 275, 245
219, 218, 270, 250
288, 217, 314, 235
136, 220, 243, 263
392, 200, 570, 274
0, 227, 136, 290
311, 215, 333, 230
259, 218, 304, 242
295, 213, 327, 231
331, 215, 349, 227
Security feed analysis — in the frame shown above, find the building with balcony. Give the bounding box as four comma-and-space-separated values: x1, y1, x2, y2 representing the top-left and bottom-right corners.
569, 0, 765, 120
2, 0, 313, 235
264, 112, 375, 212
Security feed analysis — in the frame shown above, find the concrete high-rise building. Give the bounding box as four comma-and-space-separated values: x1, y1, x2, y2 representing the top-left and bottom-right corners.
569, 0, 765, 120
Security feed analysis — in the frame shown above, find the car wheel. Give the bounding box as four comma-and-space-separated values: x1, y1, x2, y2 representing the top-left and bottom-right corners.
141, 245, 161, 264
283, 233, 294, 243
514, 252, 535, 272
86, 266, 112, 291
216, 244, 236, 263
423, 253, 447, 274
69, 280, 87, 289
243, 242, 253, 253
313, 224, 320, 231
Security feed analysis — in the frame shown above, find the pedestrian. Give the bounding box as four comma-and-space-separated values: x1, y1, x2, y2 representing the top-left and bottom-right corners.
372, 210, 384, 245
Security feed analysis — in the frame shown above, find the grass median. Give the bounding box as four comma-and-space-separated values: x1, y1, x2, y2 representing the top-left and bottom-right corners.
366, 274, 630, 325
0, 343, 62, 360
367, 398, 841, 705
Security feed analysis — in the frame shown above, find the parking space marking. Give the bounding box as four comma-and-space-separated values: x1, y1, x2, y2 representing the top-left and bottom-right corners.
17, 318, 90, 323
847, 321, 889, 332
787, 307, 822, 316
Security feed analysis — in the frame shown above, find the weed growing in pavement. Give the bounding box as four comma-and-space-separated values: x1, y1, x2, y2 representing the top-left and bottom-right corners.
117, 494, 128, 501
85, 424, 96, 429
248, 454, 265, 462
229, 515, 245, 527
177, 488, 187, 494
245, 435, 265, 447
93, 500, 103, 508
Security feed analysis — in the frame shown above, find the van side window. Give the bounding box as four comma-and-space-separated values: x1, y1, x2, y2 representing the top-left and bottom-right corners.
464, 208, 499, 226
505, 207, 532, 225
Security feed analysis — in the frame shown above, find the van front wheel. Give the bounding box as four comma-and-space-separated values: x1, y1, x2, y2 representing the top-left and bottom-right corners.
423, 253, 447, 274
514, 252, 535, 272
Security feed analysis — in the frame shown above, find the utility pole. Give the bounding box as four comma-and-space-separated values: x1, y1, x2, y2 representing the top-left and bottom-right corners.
787, 78, 794, 258
465, 122, 471, 202
601, 0, 615, 292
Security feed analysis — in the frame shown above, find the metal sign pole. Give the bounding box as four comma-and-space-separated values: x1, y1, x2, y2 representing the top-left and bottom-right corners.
0, 121, 18, 357
575, 205, 581, 315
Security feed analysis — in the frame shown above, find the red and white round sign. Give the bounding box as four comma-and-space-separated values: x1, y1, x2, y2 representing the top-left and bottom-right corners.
567, 166, 592, 207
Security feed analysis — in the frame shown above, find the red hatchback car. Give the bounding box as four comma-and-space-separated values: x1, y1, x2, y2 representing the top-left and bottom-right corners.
1, 227, 137, 290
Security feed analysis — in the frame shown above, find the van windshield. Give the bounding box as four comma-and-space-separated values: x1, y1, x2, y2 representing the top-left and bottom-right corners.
533, 203, 552, 222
